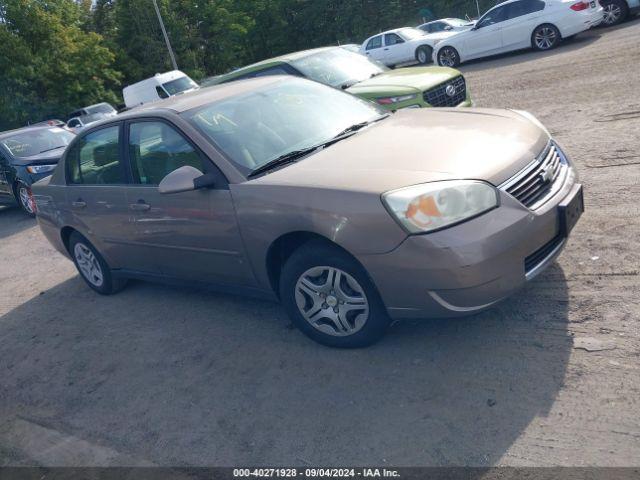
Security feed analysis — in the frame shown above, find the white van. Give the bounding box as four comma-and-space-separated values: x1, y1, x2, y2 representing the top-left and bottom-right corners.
122, 70, 199, 109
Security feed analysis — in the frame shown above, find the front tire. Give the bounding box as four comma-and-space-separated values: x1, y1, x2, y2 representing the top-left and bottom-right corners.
14, 182, 35, 217
279, 241, 390, 348
437, 46, 460, 67
69, 232, 126, 295
532, 24, 561, 51
415, 45, 433, 65
600, 0, 628, 26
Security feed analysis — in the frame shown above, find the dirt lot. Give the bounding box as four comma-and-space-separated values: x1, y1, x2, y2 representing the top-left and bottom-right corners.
1, 20, 639, 468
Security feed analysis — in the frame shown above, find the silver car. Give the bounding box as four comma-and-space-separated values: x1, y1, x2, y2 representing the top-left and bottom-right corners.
33, 76, 583, 347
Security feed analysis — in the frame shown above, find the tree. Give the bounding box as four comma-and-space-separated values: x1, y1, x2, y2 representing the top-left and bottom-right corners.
0, 0, 121, 129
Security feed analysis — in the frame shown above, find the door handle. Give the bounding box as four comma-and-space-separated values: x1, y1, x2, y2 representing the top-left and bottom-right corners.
129, 201, 151, 211
383, 48, 389, 51
72, 200, 86, 209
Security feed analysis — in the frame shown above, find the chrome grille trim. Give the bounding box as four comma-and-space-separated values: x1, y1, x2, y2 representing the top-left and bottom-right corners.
499, 141, 569, 210
423, 75, 467, 107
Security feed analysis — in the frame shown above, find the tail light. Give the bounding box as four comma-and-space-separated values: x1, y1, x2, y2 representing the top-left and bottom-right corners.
570, 1, 589, 10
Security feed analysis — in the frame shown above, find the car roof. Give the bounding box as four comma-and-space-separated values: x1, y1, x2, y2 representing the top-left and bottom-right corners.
111, 75, 291, 119
0, 125, 64, 141
368, 27, 422, 38
207, 46, 339, 83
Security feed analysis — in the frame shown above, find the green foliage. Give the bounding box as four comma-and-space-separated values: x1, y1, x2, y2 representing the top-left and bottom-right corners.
0, 0, 495, 129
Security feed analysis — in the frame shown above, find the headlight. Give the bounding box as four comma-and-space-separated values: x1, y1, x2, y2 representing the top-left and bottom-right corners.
376, 94, 418, 105
26, 164, 56, 174
382, 180, 499, 234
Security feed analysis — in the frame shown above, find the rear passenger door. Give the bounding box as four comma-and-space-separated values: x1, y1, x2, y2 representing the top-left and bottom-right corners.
123, 119, 254, 286
65, 124, 133, 268
364, 35, 384, 62
501, 0, 546, 50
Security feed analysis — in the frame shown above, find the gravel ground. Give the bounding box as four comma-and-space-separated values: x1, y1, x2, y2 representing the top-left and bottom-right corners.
0, 20, 639, 468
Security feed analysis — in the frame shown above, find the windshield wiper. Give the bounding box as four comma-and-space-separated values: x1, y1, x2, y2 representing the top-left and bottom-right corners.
330, 114, 390, 140
247, 115, 390, 178
39, 145, 66, 154
247, 145, 322, 178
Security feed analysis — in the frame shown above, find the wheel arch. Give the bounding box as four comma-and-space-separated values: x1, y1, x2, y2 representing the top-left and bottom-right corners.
531, 22, 563, 45
265, 231, 369, 299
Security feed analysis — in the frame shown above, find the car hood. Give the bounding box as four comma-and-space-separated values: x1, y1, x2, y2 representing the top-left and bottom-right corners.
346, 66, 461, 96
11, 147, 65, 166
422, 31, 460, 42
252, 108, 549, 193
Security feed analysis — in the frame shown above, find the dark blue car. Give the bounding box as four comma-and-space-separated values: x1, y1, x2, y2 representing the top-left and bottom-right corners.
0, 125, 75, 216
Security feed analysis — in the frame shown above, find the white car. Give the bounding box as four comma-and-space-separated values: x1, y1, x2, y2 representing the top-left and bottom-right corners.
360, 27, 456, 66
418, 18, 476, 33
433, 0, 603, 67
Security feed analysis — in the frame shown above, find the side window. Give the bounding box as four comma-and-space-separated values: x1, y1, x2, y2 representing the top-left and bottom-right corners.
507, 0, 544, 18
366, 35, 382, 50
156, 86, 169, 99
477, 5, 508, 27
128, 121, 204, 185
431, 22, 446, 32
67, 126, 124, 185
68, 119, 80, 128
384, 33, 404, 46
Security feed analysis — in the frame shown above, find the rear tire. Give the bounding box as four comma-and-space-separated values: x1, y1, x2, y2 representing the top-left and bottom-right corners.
69, 232, 127, 295
437, 46, 460, 67
14, 182, 35, 217
415, 45, 433, 65
532, 24, 561, 51
600, 0, 628, 26
279, 240, 390, 348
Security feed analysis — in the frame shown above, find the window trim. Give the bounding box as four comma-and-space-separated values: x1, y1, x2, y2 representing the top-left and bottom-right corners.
366, 35, 383, 51
122, 117, 229, 189
476, 5, 508, 28
65, 122, 129, 186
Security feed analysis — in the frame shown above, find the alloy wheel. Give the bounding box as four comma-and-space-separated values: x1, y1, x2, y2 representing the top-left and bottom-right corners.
602, 3, 622, 24
294, 266, 369, 337
74, 243, 104, 287
534, 27, 558, 50
439, 48, 458, 67
18, 185, 34, 214
418, 49, 428, 63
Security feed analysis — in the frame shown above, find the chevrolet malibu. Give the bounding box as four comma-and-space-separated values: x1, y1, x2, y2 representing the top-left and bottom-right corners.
32, 77, 583, 348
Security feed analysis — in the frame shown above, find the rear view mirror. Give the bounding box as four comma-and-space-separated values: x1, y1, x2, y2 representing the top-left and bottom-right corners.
158, 166, 214, 194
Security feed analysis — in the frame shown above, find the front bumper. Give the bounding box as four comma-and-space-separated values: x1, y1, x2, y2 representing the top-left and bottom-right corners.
357, 164, 580, 319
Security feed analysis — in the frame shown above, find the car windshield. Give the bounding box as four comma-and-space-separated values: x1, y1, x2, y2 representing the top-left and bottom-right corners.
162, 76, 198, 95
1, 128, 74, 157
184, 78, 386, 175
291, 49, 388, 88
398, 28, 426, 40
85, 103, 116, 115
447, 18, 472, 27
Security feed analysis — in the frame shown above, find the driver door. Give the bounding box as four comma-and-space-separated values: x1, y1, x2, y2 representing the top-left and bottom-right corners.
364, 35, 384, 62
123, 118, 255, 287
463, 5, 508, 59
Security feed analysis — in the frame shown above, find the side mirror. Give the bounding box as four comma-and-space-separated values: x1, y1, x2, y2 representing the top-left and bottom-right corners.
158, 165, 215, 194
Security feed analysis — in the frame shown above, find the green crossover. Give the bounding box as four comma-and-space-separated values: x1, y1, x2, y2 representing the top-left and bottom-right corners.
202, 46, 472, 110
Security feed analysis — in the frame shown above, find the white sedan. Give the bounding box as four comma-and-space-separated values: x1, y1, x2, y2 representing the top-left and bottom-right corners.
360, 27, 456, 67
433, 0, 603, 67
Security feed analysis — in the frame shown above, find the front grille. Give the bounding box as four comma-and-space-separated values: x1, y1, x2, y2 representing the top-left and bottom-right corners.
500, 141, 566, 209
525, 234, 564, 274
423, 76, 466, 107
